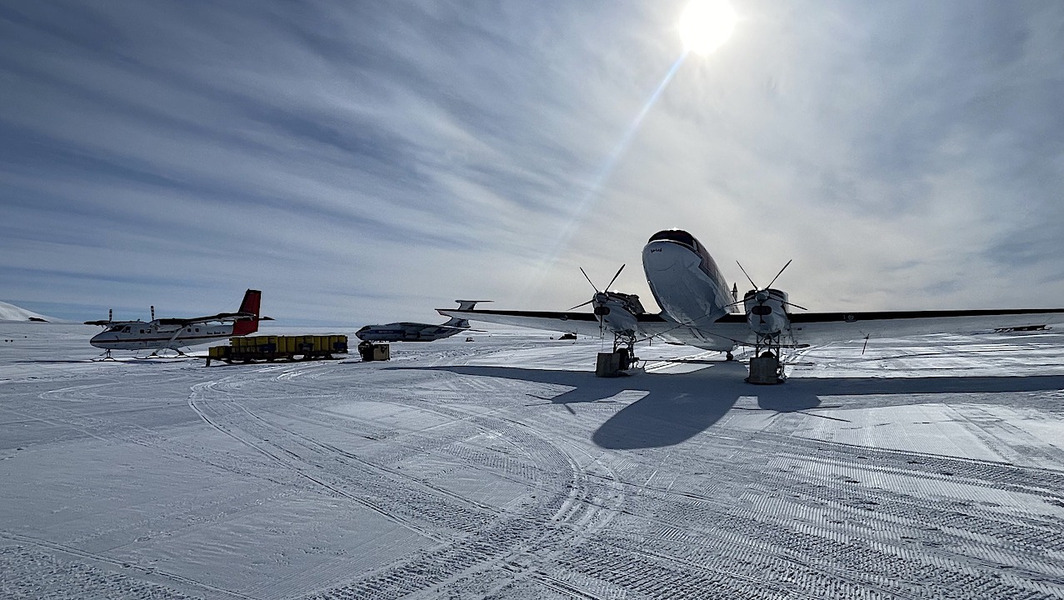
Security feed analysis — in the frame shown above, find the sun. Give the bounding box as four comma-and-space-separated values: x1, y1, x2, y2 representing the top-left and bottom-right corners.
678, 0, 737, 56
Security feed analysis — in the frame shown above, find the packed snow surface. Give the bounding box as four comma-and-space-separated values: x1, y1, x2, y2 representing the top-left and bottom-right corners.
2, 323, 1064, 599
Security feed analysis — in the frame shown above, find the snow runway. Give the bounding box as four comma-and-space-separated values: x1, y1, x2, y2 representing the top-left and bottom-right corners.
2, 324, 1063, 598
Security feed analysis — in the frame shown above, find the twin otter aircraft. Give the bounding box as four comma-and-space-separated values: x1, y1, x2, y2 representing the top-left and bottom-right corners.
86, 289, 267, 357
439, 230, 1064, 381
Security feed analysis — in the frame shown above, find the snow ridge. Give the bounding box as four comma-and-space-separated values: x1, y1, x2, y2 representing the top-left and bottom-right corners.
0, 300, 52, 322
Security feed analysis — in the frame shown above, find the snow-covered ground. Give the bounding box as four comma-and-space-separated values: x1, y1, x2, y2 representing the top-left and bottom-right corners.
2, 322, 1063, 599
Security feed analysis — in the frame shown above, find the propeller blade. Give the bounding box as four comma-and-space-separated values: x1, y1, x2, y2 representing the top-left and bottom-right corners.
765, 259, 793, 290
579, 267, 600, 293
736, 261, 758, 290
782, 300, 807, 311
604, 263, 626, 292
567, 299, 594, 311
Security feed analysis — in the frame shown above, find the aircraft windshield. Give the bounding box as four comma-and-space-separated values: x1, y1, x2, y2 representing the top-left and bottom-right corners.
648, 229, 697, 251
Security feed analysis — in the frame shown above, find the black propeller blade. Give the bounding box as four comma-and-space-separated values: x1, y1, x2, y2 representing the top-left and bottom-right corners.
567, 298, 595, 311
735, 259, 806, 313
736, 261, 758, 290
604, 263, 625, 292
765, 259, 792, 290
570, 264, 626, 335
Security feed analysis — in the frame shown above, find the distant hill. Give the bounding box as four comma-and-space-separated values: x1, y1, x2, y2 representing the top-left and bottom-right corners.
0, 300, 54, 322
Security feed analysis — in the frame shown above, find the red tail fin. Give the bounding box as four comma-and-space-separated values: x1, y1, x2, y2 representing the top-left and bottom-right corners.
232, 289, 261, 336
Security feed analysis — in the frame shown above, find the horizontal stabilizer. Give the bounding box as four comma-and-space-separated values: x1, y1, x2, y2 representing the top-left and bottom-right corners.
455, 300, 492, 311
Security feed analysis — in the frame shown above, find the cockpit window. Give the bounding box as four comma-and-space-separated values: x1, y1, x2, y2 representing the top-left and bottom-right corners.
648, 229, 697, 251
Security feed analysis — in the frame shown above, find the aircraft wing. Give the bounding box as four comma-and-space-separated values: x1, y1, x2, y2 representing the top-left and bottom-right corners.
157, 311, 265, 326
437, 308, 613, 338
436, 307, 750, 350
84, 318, 143, 326
787, 308, 1064, 345
440, 306, 1064, 351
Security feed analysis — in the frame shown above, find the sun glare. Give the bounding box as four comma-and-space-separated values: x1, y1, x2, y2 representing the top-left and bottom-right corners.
679, 0, 737, 56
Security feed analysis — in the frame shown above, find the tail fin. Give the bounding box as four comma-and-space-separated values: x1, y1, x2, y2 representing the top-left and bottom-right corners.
232, 289, 262, 336
441, 300, 490, 328
455, 300, 490, 311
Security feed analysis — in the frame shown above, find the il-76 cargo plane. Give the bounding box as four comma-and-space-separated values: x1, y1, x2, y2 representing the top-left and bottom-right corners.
439, 230, 1064, 382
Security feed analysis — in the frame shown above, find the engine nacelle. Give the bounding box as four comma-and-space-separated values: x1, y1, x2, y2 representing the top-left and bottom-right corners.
743, 288, 791, 336
590, 291, 642, 336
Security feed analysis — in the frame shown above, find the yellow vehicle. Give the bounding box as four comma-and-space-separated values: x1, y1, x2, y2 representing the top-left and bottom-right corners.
206, 335, 347, 365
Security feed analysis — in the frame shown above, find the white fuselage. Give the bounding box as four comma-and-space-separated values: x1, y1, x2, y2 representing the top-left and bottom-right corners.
355, 322, 466, 342
642, 234, 736, 346
90, 321, 237, 350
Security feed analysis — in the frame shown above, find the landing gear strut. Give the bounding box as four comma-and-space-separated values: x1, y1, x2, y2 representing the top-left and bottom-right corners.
92, 349, 116, 362
746, 332, 785, 384
595, 331, 639, 377
614, 331, 638, 364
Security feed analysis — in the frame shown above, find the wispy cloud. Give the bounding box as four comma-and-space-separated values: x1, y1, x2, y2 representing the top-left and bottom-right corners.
2, 1, 1063, 326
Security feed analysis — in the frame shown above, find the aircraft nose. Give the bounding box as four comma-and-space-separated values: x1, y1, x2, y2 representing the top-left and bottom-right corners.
89, 333, 110, 348
642, 241, 698, 273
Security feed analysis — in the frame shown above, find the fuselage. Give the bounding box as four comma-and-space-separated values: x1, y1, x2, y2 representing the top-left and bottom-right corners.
90, 321, 238, 350
640, 229, 740, 352
355, 322, 466, 342
643, 230, 735, 322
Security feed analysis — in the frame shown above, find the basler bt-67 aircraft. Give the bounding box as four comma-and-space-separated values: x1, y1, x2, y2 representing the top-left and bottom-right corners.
438, 230, 1064, 382
86, 289, 268, 358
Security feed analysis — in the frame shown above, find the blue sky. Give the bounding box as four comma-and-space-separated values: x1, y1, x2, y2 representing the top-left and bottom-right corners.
3, 1, 1063, 326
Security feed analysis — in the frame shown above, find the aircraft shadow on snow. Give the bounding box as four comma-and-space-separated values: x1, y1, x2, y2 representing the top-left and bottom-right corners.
391, 363, 1064, 450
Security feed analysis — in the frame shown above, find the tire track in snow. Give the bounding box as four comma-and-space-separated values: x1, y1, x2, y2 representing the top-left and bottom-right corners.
188, 379, 445, 543
0, 532, 255, 600
186, 367, 590, 598
252, 367, 628, 599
